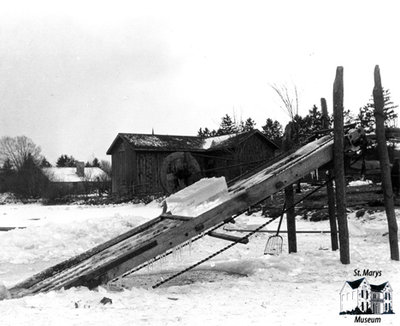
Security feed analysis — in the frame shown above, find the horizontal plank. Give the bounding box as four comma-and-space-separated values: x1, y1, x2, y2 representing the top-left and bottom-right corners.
224, 228, 338, 234
160, 214, 193, 221
208, 231, 249, 244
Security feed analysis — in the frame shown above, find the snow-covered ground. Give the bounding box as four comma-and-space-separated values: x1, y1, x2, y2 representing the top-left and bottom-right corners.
0, 202, 399, 325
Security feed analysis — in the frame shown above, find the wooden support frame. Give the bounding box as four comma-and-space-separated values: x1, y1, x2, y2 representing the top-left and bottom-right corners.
373, 65, 399, 261
333, 66, 350, 264
9, 135, 335, 298
282, 122, 297, 253
321, 97, 339, 251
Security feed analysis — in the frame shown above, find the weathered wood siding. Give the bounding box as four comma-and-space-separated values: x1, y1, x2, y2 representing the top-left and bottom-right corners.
136, 151, 166, 195
111, 140, 136, 194
236, 134, 275, 173
205, 134, 276, 182
110, 133, 277, 195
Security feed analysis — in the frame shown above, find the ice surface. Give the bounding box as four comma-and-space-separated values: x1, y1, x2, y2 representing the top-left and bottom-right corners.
166, 177, 229, 216
0, 204, 399, 325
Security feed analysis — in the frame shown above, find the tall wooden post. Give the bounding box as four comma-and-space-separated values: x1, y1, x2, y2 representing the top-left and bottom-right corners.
321, 97, 339, 251
283, 122, 297, 253
373, 65, 399, 261
333, 66, 350, 264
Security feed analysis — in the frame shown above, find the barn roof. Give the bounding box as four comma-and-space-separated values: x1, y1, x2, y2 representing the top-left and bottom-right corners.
42, 167, 109, 183
106, 130, 278, 154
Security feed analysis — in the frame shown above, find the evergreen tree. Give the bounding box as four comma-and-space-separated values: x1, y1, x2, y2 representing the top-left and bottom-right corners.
56, 154, 77, 167
217, 114, 238, 135
40, 157, 51, 167
85, 158, 100, 167
92, 158, 100, 167
261, 118, 283, 144
288, 105, 328, 144
17, 154, 47, 197
239, 117, 256, 132
358, 88, 398, 133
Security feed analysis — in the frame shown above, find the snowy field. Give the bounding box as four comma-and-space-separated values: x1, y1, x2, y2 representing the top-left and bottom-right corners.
0, 202, 399, 325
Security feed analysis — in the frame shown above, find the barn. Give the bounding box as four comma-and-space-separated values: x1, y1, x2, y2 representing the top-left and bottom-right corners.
106, 130, 279, 195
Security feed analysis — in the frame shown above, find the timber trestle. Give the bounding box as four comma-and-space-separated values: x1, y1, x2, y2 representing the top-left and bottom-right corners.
8, 135, 336, 298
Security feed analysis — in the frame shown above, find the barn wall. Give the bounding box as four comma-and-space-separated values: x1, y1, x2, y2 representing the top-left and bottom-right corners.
236, 135, 276, 174
202, 150, 237, 181
109, 133, 276, 195
135, 151, 170, 195
204, 135, 276, 182
111, 140, 136, 194
134, 151, 208, 195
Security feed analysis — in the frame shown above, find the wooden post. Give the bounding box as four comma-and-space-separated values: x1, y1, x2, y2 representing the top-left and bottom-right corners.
333, 66, 350, 264
321, 97, 339, 251
373, 65, 399, 261
283, 122, 297, 253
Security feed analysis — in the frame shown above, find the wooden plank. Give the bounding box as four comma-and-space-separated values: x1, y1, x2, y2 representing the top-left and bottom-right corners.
10, 219, 180, 296
9, 216, 165, 293
224, 228, 338, 234
160, 214, 193, 221
208, 231, 249, 244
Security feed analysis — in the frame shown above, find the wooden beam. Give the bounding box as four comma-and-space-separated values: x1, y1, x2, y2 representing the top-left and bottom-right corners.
224, 228, 338, 234
282, 122, 297, 253
208, 231, 249, 244
373, 65, 399, 261
333, 66, 350, 264
321, 97, 339, 251
160, 214, 193, 221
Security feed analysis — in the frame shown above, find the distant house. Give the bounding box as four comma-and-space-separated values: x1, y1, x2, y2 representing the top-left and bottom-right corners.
340, 278, 393, 314
106, 130, 279, 195
42, 162, 110, 195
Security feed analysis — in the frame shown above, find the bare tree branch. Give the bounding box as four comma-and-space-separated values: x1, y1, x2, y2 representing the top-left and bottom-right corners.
270, 83, 299, 120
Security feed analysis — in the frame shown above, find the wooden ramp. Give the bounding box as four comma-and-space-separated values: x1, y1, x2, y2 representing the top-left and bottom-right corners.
9, 135, 334, 298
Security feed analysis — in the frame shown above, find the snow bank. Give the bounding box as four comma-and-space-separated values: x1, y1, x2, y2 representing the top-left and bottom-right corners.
166, 177, 229, 216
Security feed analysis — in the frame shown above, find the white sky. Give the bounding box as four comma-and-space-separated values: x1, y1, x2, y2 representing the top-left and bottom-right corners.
1, 0, 399, 164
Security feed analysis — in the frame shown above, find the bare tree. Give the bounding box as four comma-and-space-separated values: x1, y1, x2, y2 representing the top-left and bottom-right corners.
270, 83, 299, 120
0, 136, 43, 171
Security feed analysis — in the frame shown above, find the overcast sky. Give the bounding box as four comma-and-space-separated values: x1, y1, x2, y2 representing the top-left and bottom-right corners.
1, 0, 399, 164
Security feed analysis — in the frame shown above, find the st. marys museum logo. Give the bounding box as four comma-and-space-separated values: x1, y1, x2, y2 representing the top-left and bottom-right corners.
339, 276, 394, 322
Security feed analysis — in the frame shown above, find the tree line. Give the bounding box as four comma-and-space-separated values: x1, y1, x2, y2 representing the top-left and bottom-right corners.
0, 136, 111, 198
198, 88, 398, 146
